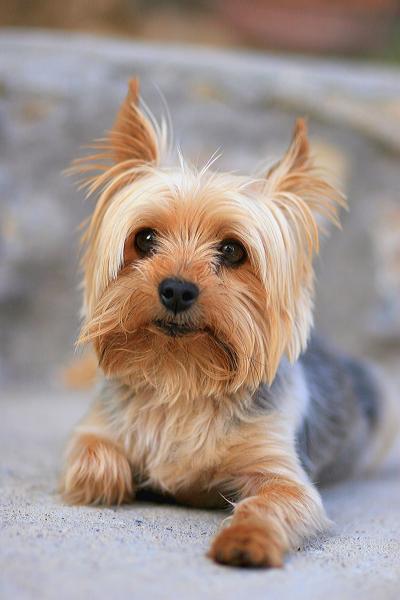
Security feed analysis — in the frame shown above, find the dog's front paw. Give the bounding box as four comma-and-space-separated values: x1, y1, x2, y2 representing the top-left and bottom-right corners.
208, 520, 284, 568
61, 433, 133, 506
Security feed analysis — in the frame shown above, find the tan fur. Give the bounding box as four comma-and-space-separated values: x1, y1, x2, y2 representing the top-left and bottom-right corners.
62, 78, 344, 567
61, 432, 133, 506
209, 519, 285, 568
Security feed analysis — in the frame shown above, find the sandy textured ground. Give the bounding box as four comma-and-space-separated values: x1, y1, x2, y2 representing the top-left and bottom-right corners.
1, 387, 399, 600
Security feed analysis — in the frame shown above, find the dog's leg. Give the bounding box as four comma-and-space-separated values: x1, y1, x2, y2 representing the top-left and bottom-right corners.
209, 419, 329, 568
209, 476, 327, 568
60, 406, 133, 506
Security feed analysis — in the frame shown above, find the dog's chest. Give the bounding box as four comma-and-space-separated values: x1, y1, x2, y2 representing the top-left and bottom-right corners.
114, 392, 235, 493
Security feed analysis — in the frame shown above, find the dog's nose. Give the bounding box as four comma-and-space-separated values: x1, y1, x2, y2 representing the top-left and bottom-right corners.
159, 278, 199, 314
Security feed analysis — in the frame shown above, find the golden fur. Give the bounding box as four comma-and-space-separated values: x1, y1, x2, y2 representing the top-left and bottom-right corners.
61, 79, 344, 568
61, 432, 133, 506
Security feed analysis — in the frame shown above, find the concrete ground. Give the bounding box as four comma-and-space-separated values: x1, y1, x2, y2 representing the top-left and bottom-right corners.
1, 31, 400, 600
1, 387, 399, 600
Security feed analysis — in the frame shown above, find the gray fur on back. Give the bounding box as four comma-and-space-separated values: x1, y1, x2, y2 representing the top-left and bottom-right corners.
251, 335, 383, 486
295, 335, 382, 485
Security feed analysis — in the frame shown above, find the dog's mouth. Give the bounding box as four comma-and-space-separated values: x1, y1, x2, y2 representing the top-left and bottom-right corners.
153, 319, 202, 337
151, 320, 238, 371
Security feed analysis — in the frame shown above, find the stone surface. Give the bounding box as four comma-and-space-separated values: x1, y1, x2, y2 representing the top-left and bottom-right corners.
1, 387, 399, 600
1, 30, 400, 384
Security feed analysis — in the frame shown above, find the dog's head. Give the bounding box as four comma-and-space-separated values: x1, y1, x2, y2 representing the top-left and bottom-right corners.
75, 79, 344, 399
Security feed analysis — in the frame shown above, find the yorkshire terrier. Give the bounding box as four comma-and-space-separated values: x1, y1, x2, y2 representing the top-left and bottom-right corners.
61, 79, 395, 568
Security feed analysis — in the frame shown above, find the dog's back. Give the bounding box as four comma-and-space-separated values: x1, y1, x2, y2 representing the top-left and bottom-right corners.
296, 335, 397, 485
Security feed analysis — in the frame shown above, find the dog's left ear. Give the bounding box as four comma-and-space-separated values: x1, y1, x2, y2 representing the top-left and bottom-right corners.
261, 119, 345, 378
267, 118, 310, 187
266, 118, 343, 229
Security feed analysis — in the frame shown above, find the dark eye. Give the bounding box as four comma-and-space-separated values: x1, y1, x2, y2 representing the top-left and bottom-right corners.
219, 239, 246, 266
134, 228, 157, 256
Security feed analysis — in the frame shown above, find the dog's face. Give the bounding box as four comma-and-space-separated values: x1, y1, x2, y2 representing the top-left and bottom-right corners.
76, 80, 343, 399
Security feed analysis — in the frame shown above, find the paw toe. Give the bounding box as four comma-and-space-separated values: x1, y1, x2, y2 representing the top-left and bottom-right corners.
209, 521, 284, 568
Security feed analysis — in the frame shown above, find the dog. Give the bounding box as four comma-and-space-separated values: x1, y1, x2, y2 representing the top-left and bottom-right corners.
61, 79, 396, 568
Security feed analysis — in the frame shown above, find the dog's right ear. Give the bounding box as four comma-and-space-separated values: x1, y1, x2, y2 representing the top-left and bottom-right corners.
109, 78, 160, 165
70, 78, 161, 195
72, 78, 163, 318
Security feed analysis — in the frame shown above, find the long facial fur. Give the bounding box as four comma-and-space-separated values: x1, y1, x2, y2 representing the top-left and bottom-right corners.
73, 78, 345, 402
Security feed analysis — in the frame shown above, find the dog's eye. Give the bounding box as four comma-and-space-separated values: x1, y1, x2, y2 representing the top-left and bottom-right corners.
134, 228, 157, 256
219, 239, 246, 266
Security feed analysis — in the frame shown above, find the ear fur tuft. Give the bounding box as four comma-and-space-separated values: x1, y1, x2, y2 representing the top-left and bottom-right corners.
69, 78, 164, 317
266, 117, 346, 231
262, 118, 346, 374
110, 78, 159, 165
69, 77, 161, 198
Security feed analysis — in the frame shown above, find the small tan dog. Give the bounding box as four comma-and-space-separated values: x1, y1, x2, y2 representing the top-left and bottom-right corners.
61, 79, 393, 568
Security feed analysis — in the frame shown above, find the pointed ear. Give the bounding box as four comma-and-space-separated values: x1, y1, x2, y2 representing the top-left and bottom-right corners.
266, 118, 344, 228
70, 78, 162, 195
110, 78, 160, 165
286, 117, 310, 167
267, 118, 310, 183
71, 78, 164, 318
261, 119, 346, 376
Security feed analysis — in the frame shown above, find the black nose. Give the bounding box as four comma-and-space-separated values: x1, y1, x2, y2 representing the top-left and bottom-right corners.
159, 278, 199, 314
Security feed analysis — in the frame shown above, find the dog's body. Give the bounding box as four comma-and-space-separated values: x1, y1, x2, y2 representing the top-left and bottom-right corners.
61, 80, 395, 568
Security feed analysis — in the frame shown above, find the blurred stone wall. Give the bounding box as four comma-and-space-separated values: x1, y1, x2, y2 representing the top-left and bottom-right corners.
1, 31, 399, 386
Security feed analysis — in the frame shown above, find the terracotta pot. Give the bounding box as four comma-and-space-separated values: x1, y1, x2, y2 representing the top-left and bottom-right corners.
217, 0, 399, 53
